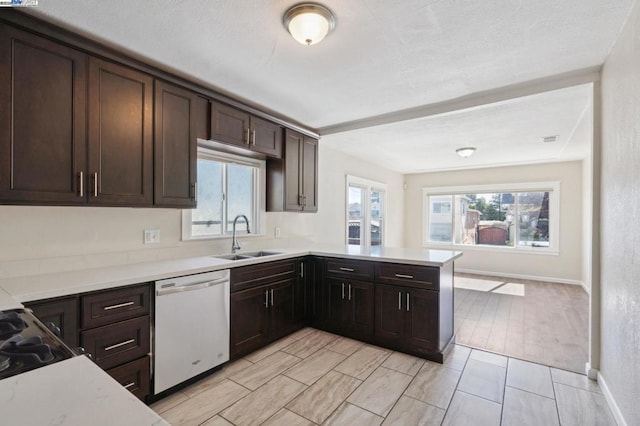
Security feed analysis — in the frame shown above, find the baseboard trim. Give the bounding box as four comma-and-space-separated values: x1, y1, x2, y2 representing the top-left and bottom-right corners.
597, 370, 627, 426
456, 268, 587, 291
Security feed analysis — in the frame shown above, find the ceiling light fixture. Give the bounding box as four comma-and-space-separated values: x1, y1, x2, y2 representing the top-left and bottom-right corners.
283, 3, 336, 46
456, 147, 476, 158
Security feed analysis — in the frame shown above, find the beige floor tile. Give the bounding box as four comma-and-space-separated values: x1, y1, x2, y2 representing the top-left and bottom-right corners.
282, 329, 338, 358
220, 375, 307, 426
325, 336, 364, 356
502, 386, 559, 426
334, 345, 391, 380
554, 382, 617, 426
457, 358, 506, 403
441, 391, 502, 426
469, 348, 508, 367
287, 370, 362, 424
323, 402, 384, 426
229, 350, 301, 390
244, 335, 301, 363
201, 415, 234, 426
182, 359, 253, 398
347, 367, 413, 417
506, 358, 554, 398
443, 344, 471, 371
284, 348, 346, 385
161, 379, 250, 426
262, 408, 314, 426
150, 391, 188, 415
382, 395, 445, 426
381, 351, 425, 376
404, 361, 461, 409
550, 368, 601, 393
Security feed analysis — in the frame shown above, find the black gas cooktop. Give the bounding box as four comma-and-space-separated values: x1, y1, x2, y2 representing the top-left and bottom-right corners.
0, 309, 75, 380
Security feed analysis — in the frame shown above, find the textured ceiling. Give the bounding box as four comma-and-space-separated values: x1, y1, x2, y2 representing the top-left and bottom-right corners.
27, 0, 632, 172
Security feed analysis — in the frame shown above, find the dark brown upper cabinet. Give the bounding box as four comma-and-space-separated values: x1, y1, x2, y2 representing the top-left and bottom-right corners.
154, 80, 197, 208
88, 58, 153, 206
210, 100, 282, 158
0, 26, 87, 204
267, 129, 318, 212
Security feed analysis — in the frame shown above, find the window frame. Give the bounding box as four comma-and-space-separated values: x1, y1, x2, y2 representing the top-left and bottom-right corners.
346, 175, 387, 249
422, 181, 560, 255
181, 146, 265, 241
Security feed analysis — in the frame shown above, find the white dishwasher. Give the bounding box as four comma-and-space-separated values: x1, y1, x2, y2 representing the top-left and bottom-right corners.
154, 269, 230, 395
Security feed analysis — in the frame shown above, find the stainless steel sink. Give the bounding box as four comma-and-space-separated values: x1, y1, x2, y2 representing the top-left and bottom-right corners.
212, 254, 252, 261
241, 251, 283, 257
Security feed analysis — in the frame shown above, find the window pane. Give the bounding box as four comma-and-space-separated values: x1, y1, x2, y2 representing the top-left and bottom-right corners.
192, 159, 223, 236
464, 193, 514, 246
371, 190, 384, 246
516, 191, 549, 247
429, 195, 453, 242
226, 163, 254, 233
348, 185, 365, 246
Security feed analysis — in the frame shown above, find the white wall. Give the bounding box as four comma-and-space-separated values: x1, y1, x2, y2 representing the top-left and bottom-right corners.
600, 0, 640, 423
404, 161, 584, 284
0, 144, 404, 278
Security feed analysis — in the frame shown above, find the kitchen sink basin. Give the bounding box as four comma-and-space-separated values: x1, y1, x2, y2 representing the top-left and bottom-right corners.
212, 251, 282, 261
212, 254, 252, 261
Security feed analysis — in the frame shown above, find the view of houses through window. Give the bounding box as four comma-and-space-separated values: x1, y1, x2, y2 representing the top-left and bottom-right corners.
347, 176, 386, 248
428, 190, 551, 249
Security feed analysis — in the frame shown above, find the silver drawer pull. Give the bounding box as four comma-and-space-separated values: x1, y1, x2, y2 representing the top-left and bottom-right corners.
104, 339, 135, 352
123, 382, 136, 389
342, 283, 345, 299
104, 301, 135, 311
339, 267, 355, 272
398, 292, 402, 310
407, 293, 410, 312
395, 274, 414, 279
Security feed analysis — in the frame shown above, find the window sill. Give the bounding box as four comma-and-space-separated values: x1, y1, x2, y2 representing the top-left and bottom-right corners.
423, 242, 559, 256
182, 232, 266, 242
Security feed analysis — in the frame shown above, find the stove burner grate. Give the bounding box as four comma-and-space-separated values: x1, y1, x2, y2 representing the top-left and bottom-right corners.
0, 312, 27, 339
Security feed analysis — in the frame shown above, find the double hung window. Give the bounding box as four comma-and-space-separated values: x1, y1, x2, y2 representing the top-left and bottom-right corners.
347, 176, 386, 248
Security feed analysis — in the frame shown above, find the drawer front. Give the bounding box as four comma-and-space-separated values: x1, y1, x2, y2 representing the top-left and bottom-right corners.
375, 263, 439, 290
81, 284, 150, 328
231, 259, 297, 292
81, 316, 150, 370
325, 258, 374, 281
106, 355, 150, 401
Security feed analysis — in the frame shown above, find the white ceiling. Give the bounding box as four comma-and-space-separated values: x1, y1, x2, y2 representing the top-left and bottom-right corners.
29, 0, 633, 173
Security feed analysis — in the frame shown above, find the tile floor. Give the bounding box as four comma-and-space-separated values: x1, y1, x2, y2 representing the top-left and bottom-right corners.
453, 273, 589, 373
151, 328, 614, 426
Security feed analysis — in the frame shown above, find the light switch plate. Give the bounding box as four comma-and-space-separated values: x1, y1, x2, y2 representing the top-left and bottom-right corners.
144, 229, 160, 244
274, 226, 281, 238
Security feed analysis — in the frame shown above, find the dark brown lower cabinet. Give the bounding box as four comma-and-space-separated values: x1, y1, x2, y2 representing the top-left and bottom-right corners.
375, 284, 439, 354
26, 296, 79, 348
106, 355, 150, 401
325, 277, 374, 339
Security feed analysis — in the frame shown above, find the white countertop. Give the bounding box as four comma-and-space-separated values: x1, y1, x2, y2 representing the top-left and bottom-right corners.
0, 356, 167, 425
0, 246, 461, 303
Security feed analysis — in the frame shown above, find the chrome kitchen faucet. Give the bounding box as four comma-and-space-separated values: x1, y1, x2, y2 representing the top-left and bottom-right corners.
231, 214, 251, 253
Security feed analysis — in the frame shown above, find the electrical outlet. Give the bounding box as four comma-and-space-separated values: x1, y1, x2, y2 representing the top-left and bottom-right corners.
144, 229, 160, 244
274, 226, 281, 239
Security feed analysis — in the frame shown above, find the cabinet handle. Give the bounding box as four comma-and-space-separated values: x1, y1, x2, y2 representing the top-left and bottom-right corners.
123, 382, 136, 390
245, 128, 250, 145
406, 293, 410, 312
251, 130, 256, 145
103, 301, 135, 311
348, 284, 352, 301
300, 263, 304, 278
265, 290, 269, 308
104, 338, 135, 352
92, 172, 98, 197
270, 288, 274, 306
192, 182, 197, 202
341, 283, 345, 300
78, 171, 84, 197
398, 292, 402, 310
395, 274, 414, 279
339, 267, 355, 272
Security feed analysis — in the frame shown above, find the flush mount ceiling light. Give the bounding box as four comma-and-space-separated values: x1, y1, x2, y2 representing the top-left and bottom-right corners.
456, 147, 476, 158
283, 3, 336, 46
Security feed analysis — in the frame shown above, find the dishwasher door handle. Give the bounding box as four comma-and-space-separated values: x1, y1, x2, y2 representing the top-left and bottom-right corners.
156, 278, 228, 296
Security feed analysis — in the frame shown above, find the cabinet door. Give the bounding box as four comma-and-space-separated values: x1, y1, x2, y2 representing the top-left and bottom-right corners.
374, 284, 405, 345
283, 130, 303, 211
268, 279, 294, 341
230, 285, 269, 358
211, 101, 250, 148
154, 80, 197, 207
405, 288, 439, 353
0, 26, 87, 204
348, 280, 374, 338
28, 296, 79, 348
301, 136, 318, 212
250, 116, 282, 158
195, 96, 210, 140
325, 277, 347, 328
87, 58, 153, 206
